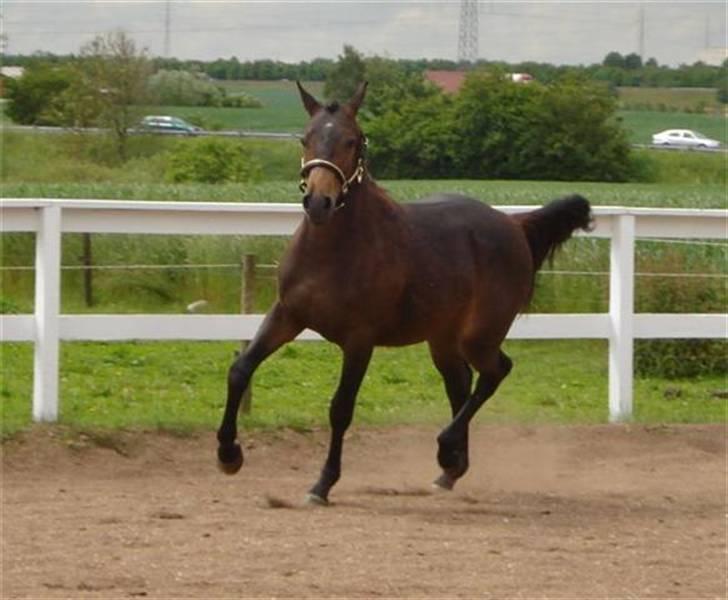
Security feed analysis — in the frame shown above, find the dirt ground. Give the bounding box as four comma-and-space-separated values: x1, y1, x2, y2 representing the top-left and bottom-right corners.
2, 423, 726, 599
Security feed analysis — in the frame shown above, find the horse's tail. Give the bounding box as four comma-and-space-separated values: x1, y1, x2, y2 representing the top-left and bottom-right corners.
513, 194, 593, 272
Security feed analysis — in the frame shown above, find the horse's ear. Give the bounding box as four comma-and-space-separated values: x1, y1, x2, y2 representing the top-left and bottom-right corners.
296, 80, 321, 116
347, 81, 368, 116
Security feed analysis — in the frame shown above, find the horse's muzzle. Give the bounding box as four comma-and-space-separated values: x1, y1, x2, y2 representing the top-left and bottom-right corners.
302, 193, 335, 225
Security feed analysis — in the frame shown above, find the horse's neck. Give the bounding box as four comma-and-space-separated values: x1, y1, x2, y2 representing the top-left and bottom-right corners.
301, 179, 401, 245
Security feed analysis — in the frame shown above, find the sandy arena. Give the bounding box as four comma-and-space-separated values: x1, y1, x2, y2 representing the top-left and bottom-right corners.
2, 424, 725, 598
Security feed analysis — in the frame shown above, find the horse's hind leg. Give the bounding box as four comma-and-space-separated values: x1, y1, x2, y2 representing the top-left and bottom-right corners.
436, 347, 512, 485
428, 342, 473, 490
217, 302, 301, 474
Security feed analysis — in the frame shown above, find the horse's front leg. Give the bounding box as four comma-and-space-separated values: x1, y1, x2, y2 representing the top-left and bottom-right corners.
307, 344, 373, 505
217, 302, 302, 474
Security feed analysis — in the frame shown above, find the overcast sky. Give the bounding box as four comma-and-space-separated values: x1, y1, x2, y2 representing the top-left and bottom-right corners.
3, 1, 726, 67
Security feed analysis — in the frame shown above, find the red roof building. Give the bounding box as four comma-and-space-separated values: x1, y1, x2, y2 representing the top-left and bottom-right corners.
424, 70, 467, 94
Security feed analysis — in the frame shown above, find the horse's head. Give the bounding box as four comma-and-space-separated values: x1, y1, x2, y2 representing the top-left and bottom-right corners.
296, 81, 368, 225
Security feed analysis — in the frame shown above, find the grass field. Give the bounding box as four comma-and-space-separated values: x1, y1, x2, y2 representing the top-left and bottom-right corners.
141, 80, 324, 132
617, 110, 726, 145
2, 338, 724, 438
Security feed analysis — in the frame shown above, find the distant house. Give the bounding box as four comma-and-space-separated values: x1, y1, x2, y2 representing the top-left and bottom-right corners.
424, 70, 467, 94
424, 69, 534, 94
0, 66, 25, 79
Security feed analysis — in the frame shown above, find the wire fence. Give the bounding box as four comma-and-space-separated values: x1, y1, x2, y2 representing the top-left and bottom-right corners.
1, 263, 725, 279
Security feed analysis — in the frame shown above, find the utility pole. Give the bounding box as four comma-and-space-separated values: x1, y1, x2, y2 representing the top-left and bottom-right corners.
458, 0, 479, 63
163, 0, 171, 57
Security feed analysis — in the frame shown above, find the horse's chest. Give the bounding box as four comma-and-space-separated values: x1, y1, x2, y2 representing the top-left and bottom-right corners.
279, 261, 400, 341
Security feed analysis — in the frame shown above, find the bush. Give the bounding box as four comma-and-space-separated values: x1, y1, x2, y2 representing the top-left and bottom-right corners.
221, 93, 263, 108
635, 248, 726, 378
148, 69, 224, 107
166, 138, 263, 184
365, 70, 638, 182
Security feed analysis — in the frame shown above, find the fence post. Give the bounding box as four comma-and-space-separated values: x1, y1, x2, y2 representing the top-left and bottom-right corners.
608, 214, 635, 422
82, 233, 94, 307
240, 254, 256, 414
33, 205, 62, 422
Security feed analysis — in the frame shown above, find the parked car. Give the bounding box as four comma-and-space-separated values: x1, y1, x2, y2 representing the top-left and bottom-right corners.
651, 129, 720, 149
140, 115, 201, 135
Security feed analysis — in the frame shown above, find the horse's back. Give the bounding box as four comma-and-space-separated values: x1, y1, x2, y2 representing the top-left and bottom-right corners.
396, 193, 533, 346
403, 193, 529, 268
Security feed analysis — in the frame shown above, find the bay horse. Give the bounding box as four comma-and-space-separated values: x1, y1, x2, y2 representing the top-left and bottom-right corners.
217, 81, 592, 504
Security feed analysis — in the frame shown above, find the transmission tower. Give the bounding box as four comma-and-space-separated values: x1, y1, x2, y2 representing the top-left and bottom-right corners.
458, 0, 479, 62
163, 0, 171, 57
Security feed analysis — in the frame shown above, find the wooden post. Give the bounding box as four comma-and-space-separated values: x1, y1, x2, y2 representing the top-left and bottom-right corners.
82, 233, 94, 307
240, 254, 256, 414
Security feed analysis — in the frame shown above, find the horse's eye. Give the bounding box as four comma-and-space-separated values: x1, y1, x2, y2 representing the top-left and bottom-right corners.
345, 138, 357, 149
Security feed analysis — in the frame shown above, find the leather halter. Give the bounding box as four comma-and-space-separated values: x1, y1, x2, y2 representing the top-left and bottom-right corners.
299, 137, 368, 203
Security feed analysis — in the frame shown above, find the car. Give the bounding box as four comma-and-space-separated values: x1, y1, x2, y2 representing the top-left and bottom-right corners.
651, 129, 720, 149
140, 115, 201, 135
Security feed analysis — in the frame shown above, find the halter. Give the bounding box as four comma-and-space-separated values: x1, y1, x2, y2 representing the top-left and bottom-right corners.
298, 137, 368, 204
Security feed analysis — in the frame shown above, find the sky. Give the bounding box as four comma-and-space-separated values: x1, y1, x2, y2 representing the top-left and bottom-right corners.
2, 1, 726, 67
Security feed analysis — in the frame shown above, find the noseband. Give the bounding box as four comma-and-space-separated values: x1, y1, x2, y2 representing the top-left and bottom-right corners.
299, 137, 368, 203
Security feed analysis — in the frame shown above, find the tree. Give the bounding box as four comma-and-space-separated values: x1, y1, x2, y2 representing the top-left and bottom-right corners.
603, 51, 625, 69
68, 31, 151, 160
324, 45, 366, 102
4, 63, 72, 124
623, 53, 643, 70
365, 69, 637, 182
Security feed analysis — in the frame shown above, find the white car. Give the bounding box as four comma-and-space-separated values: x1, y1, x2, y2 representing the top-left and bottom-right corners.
651, 129, 720, 149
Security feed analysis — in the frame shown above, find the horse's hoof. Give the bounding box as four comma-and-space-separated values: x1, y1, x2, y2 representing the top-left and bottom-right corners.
304, 492, 329, 507
432, 472, 456, 491
217, 443, 243, 475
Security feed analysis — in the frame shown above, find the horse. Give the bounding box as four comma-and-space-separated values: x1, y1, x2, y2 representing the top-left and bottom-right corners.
216, 81, 592, 505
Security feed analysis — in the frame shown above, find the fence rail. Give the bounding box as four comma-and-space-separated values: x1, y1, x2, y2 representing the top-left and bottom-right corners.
1, 199, 725, 423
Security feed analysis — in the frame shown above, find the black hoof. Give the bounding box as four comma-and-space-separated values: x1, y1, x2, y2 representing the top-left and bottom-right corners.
217, 443, 243, 475
437, 446, 469, 479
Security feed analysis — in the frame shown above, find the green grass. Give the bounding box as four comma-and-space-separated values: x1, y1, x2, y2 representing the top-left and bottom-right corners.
2, 339, 724, 438
2, 178, 726, 208
617, 87, 721, 113
617, 109, 726, 145
140, 80, 324, 133
0, 130, 301, 184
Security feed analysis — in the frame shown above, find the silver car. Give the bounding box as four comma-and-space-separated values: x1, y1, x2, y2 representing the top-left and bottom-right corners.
651, 129, 720, 149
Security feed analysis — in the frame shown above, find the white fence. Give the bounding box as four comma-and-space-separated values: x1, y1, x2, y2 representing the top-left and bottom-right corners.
1, 199, 725, 423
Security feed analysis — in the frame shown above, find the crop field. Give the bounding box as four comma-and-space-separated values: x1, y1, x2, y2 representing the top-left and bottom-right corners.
617, 86, 721, 113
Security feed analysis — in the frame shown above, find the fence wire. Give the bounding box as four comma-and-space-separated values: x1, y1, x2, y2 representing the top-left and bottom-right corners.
0, 264, 725, 279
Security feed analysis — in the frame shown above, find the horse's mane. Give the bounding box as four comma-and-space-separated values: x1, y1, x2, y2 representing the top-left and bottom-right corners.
325, 101, 340, 114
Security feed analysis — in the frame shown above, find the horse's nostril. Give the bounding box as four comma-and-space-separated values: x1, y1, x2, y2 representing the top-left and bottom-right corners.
303, 193, 312, 210
323, 196, 332, 210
